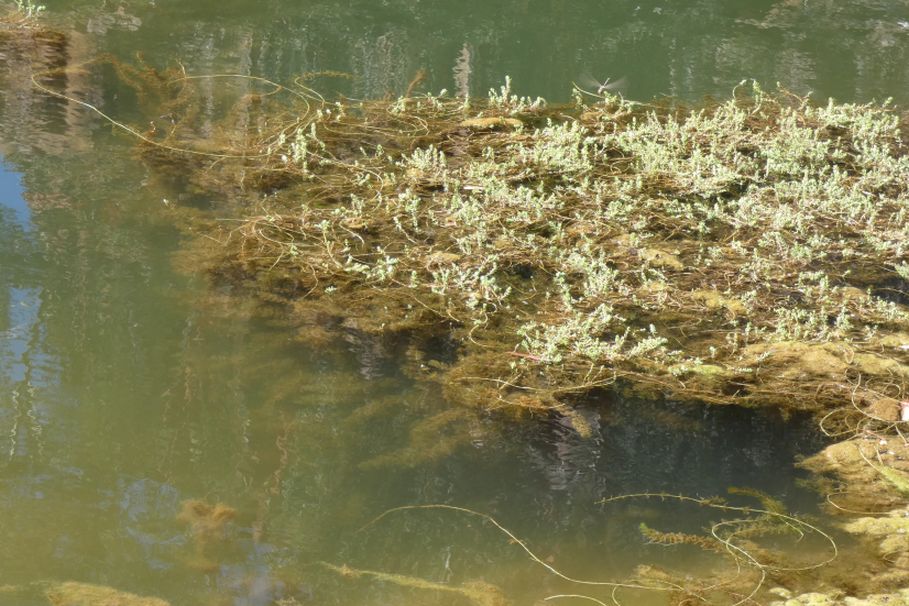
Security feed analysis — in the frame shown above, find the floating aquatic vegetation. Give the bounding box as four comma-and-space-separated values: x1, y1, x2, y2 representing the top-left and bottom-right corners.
37, 70, 909, 430
0, 3, 66, 83
1, 1, 44, 28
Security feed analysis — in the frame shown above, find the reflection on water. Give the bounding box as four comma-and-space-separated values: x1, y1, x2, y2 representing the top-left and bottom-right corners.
0, 2, 883, 603
33, 0, 909, 105
0, 162, 31, 231
0, 176, 825, 604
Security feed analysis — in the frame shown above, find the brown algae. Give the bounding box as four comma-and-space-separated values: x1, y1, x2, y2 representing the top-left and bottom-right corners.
176, 499, 238, 572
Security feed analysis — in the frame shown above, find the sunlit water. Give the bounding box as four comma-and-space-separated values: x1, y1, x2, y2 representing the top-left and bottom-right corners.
1, 1, 895, 604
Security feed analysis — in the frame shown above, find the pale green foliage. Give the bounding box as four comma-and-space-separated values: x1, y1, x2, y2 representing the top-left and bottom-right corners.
14, 0, 44, 18
250, 82, 909, 390
488, 76, 545, 113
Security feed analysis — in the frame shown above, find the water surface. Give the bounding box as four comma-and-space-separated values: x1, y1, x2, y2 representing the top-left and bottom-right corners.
0, 2, 888, 604
40, 0, 909, 103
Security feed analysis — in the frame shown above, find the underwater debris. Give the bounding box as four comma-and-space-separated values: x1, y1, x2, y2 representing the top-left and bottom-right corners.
45, 581, 170, 606
177, 498, 237, 536
176, 498, 238, 572
319, 562, 509, 606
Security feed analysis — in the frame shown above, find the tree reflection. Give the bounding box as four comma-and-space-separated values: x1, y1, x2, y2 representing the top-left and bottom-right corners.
53, 0, 909, 104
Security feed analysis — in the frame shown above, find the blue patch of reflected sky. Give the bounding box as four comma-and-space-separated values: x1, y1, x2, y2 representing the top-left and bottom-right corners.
1, 286, 45, 385
0, 159, 60, 465
0, 158, 31, 232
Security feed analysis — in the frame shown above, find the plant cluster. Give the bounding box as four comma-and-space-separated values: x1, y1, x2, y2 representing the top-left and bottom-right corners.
82, 67, 909, 428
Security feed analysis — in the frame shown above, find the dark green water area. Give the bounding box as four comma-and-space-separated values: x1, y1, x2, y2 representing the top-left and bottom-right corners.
2, 1, 909, 604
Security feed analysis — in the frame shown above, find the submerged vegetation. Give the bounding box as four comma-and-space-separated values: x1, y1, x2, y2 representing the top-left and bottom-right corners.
45, 582, 169, 606
346, 498, 839, 605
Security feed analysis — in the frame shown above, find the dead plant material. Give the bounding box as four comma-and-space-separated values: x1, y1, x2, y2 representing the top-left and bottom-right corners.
176, 498, 237, 536
319, 562, 508, 606
45, 581, 169, 606
176, 498, 238, 572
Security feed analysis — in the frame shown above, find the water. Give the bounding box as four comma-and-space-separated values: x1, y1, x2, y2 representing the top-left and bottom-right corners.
38, 0, 909, 104
0, 1, 890, 604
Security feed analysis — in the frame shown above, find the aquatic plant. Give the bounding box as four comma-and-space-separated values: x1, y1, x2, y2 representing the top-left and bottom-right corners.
176, 498, 238, 572
46, 581, 169, 606
13, 0, 44, 19
353, 499, 835, 605
32, 63, 909, 429
177, 498, 237, 536
319, 561, 508, 606
24, 45, 909, 605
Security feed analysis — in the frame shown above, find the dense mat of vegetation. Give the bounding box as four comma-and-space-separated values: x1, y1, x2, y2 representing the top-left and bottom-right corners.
108, 72, 909, 432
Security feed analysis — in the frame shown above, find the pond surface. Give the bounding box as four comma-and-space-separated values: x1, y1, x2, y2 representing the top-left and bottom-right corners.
0, 1, 894, 604
37, 0, 909, 104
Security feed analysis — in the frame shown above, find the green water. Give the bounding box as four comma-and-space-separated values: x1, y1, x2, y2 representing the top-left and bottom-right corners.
0, 1, 895, 604
38, 0, 909, 104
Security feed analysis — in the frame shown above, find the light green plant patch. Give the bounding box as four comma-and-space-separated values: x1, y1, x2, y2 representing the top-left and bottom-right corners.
44, 63, 909, 425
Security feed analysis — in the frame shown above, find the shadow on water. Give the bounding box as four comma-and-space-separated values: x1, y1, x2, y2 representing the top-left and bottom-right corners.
870, 275, 909, 308
302, 377, 829, 606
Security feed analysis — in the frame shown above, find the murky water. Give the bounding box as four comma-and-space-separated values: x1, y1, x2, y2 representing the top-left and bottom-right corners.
0, 1, 896, 604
